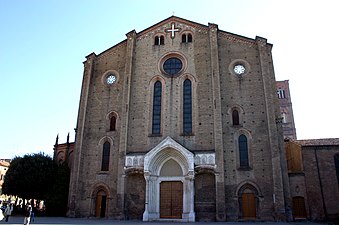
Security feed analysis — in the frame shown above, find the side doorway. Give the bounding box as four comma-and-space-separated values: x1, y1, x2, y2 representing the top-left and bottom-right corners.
95, 190, 107, 218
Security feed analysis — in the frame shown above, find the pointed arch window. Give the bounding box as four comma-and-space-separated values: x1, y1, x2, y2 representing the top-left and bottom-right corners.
239, 134, 249, 168
110, 115, 116, 131
232, 109, 240, 125
183, 79, 192, 134
152, 81, 162, 134
335, 153, 339, 186
101, 142, 110, 171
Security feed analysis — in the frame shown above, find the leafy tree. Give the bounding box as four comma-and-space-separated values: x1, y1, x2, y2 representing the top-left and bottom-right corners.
45, 163, 70, 216
3, 153, 56, 200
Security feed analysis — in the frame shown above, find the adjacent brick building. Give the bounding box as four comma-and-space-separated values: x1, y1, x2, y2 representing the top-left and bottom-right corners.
285, 139, 339, 221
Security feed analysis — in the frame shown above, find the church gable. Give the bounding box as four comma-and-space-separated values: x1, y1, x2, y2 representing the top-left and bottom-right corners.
135, 16, 205, 42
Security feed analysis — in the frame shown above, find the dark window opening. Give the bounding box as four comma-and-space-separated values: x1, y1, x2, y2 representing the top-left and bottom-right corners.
232, 109, 240, 125
182, 33, 192, 43
101, 142, 110, 171
183, 79, 192, 134
239, 134, 249, 167
154, 35, 164, 45
335, 154, 339, 186
152, 81, 162, 134
182, 34, 186, 43
110, 116, 116, 131
187, 34, 192, 42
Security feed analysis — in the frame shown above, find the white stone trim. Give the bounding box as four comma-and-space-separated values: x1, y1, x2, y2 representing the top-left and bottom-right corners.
143, 136, 195, 222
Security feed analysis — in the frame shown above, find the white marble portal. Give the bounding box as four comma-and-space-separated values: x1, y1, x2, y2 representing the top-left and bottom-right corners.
142, 136, 195, 222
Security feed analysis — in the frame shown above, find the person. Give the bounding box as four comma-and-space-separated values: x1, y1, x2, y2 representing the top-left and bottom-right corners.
23, 203, 32, 225
30, 206, 35, 222
4, 203, 13, 222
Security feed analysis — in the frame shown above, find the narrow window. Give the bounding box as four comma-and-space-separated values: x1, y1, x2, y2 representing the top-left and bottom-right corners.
101, 142, 110, 171
182, 33, 193, 43
160, 36, 164, 45
335, 153, 339, 186
232, 109, 239, 125
239, 134, 249, 167
154, 36, 159, 45
182, 34, 186, 43
152, 81, 162, 134
277, 88, 285, 99
183, 79, 192, 134
110, 115, 116, 131
187, 34, 192, 42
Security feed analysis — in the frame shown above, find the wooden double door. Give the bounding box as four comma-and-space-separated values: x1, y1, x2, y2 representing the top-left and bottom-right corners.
160, 181, 183, 219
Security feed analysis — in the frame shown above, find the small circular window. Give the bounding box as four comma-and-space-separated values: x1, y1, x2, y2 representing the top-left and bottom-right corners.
233, 64, 246, 75
229, 59, 250, 77
163, 57, 183, 76
106, 74, 117, 85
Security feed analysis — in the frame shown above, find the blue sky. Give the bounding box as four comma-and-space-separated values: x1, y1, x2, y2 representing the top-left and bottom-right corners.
1, 0, 338, 159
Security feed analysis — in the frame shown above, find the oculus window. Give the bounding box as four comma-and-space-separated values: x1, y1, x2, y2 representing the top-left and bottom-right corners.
163, 57, 182, 76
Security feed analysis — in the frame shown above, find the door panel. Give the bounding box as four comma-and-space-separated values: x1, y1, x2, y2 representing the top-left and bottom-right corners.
160, 181, 183, 219
292, 197, 307, 219
242, 193, 256, 219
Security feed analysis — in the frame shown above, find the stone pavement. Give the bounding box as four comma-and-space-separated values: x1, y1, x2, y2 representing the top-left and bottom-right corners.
0, 216, 326, 225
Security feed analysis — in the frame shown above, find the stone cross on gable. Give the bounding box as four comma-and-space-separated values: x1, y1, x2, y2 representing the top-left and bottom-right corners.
166, 23, 180, 39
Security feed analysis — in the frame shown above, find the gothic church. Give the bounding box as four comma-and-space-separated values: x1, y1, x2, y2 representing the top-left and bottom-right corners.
67, 16, 290, 221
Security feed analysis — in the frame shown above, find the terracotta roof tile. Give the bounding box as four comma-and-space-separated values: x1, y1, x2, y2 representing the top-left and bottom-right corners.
295, 138, 339, 146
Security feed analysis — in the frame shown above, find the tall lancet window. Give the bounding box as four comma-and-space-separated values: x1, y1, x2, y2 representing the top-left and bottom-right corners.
152, 81, 162, 134
183, 79, 192, 134
335, 153, 339, 186
101, 142, 110, 171
239, 134, 249, 168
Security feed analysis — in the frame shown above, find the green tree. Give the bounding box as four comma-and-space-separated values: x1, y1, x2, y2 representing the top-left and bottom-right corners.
2, 153, 56, 200
45, 163, 70, 216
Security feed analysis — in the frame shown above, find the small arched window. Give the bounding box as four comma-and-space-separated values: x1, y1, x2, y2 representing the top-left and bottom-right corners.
182, 33, 193, 43
101, 142, 110, 171
154, 35, 164, 45
152, 81, 162, 134
239, 134, 249, 168
110, 115, 116, 131
187, 34, 192, 42
232, 109, 240, 125
182, 34, 186, 43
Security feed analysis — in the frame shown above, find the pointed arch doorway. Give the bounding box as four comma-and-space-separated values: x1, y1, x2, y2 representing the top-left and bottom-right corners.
142, 137, 195, 222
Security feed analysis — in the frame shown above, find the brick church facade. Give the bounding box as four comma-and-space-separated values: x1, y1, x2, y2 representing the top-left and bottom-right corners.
53, 16, 339, 222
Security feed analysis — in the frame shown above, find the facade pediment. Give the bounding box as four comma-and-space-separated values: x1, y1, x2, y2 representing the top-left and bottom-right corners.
135, 16, 207, 41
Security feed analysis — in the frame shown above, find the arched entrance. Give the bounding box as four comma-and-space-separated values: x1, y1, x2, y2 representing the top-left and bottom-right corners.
95, 190, 107, 218
237, 183, 259, 220
143, 137, 195, 222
